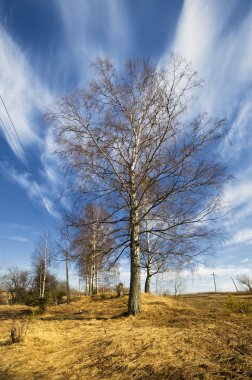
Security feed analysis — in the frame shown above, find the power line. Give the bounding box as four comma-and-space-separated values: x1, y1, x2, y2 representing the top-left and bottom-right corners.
0, 95, 58, 229
0, 159, 48, 230
0, 116, 24, 162
0, 111, 56, 228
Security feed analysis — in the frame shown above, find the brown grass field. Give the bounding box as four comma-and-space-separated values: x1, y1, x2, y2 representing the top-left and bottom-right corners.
0, 292, 251, 379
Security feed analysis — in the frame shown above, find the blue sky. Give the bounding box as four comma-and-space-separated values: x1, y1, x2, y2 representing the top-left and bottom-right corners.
0, 0, 252, 293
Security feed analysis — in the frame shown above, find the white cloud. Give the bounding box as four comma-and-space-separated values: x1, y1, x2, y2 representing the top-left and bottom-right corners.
168, 0, 252, 116
55, 0, 131, 85
40, 130, 63, 187
150, 263, 252, 293
170, 0, 226, 72
160, 0, 252, 259
0, 24, 66, 219
0, 25, 53, 154
0, 222, 38, 232
222, 171, 252, 228
196, 264, 252, 277
241, 258, 250, 263
161, 0, 252, 153
223, 178, 252, 209
8, 166, 59, 218
225, 228, 252, 246
5, 236, 31, 243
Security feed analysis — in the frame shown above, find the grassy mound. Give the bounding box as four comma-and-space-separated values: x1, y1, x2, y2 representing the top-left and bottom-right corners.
0, 293, 251, 379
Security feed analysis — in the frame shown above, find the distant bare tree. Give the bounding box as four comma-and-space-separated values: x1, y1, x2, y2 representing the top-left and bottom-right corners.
116, 282, 124, 297
0, 267, 31, 303
72, 203, 114, 295
237, 274, 252, 292
140, 207, 200, 293
173, 271, 186, 297
99, 262, 121, 293
32, 232, 53, 298
48, 56, 229, 314
55, 228, 74, 304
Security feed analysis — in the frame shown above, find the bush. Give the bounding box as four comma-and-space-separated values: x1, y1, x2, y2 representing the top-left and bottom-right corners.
25, 295, 49, 311
224, 294, 251, 313
37, 297, 49, 311
116, 283, 124, 298
56, 291, 66, 304
10, 314, 30, 343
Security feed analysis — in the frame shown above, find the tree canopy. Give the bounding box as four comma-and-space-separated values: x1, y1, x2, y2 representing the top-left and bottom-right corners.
48, 56, 229, 314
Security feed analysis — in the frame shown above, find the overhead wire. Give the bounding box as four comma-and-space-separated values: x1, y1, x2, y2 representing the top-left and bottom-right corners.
0, 159, 48, 230
0, 95, 59, 229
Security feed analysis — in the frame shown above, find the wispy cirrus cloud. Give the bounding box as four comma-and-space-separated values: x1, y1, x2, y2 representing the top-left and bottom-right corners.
161, 0, 252, 161
0, 23, 65, 218
182, 263, 252, 278
160, 0, 252, 254
55, 0, 131, 85
240, 258, 250, 263
168, 0, 252, 117
225, 228, 252, 247
5, 164, 59, 218
0, 25, 53, 153
5, 236, 31, 243
221, 170, 252, 238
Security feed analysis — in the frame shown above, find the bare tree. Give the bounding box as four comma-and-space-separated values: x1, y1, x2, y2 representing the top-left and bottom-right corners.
48, 56, 228, 315
237, 274, 252, 292
72, 203, 114, 295
99, 262, 121, 293
140, 204, 214, 293
32, 232, 53, 298
173, 271, 186, 297
55, 228, 74, 304
0, 267, 31, 303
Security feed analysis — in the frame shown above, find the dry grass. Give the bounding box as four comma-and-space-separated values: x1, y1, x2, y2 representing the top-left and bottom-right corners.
0, 293, 252, 379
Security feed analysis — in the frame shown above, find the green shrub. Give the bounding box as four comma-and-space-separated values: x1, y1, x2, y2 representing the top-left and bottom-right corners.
37, 297, 49, 311
56, 291, 66, 304
25, 296, 49, 311
224, 294, 251, 313
25, 294, 37, 308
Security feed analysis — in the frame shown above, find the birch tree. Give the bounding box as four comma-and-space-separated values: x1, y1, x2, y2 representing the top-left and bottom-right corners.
56, 229, 73, 304
140, 202, 215, 293
0, 267, 31, 303
72, 203, 114, 295
48, 56, 228, 315
237, 274, 252, 292
32, 232, 53, 298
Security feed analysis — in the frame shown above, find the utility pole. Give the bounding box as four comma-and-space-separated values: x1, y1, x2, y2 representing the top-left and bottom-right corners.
65, 250, 70, 304
231, 277, 239, 292
212, 272, 217, 292
79, 277, 81, 297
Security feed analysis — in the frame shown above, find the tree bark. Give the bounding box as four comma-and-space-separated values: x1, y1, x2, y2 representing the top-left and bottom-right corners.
145, 273, 151, 293
41, 232, 48, 299
128, 236, 141, 315
144, 214, 152, 293
128, 206, 141, 315
41, 250, 47, 299
95, 268, 99, 294
128, 148, 142, 315
39, 264, 42, 298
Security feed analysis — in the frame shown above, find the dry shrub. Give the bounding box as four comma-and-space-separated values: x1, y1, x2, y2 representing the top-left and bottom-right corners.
10, 313, 30, 344
224, 294, 251, 313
